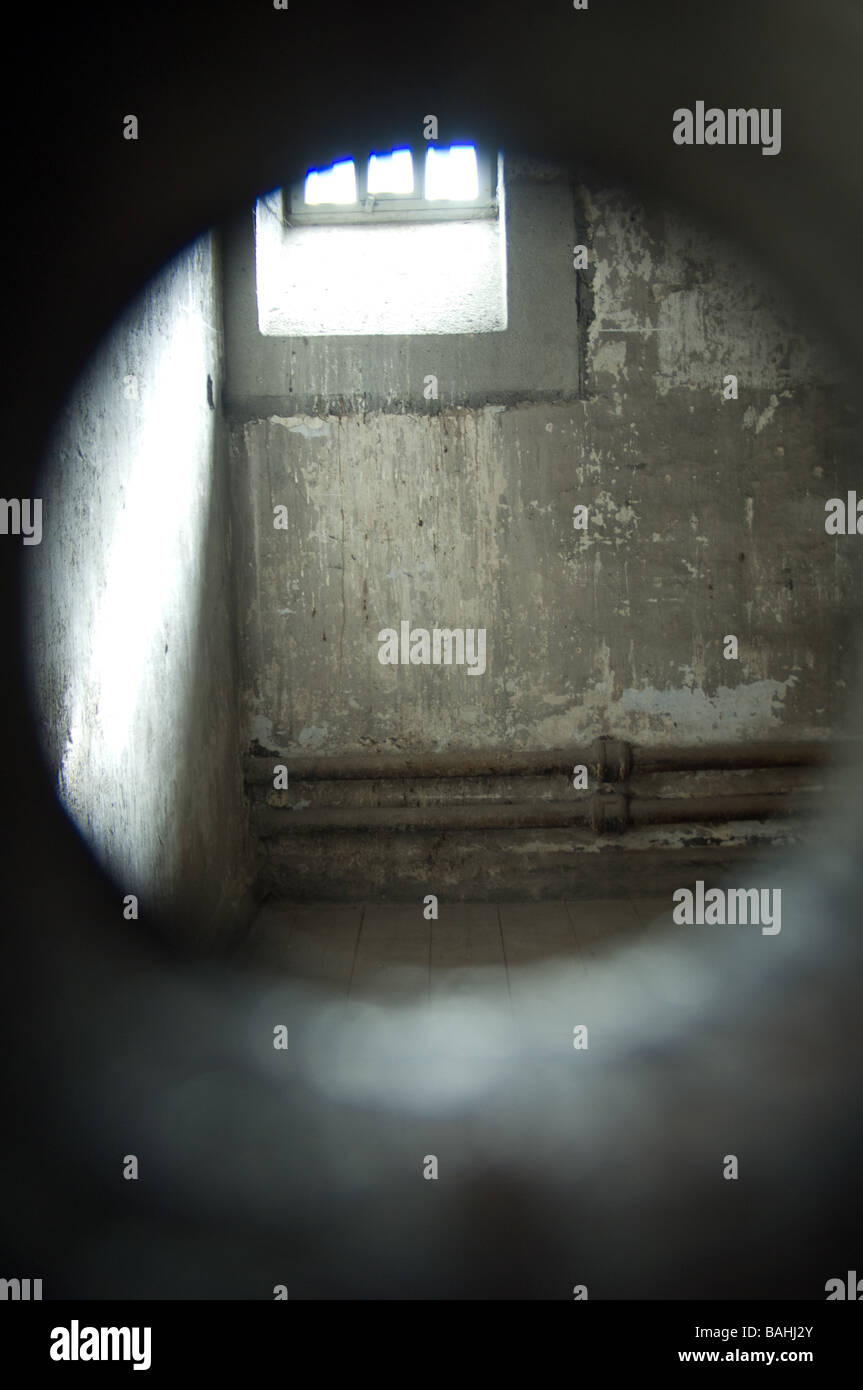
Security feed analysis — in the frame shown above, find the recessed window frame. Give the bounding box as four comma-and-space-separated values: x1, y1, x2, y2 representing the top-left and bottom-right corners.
283, 145, 501, 225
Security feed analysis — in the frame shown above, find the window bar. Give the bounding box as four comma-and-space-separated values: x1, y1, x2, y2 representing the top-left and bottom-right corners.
355, 155, 369, 211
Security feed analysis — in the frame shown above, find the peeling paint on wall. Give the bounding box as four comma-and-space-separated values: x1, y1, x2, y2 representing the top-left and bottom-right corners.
620, 678, 799, 740
269, 415, 331, 438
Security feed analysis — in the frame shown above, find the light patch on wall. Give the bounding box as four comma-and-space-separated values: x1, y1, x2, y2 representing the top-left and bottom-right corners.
297, 724, 329, 749
254, 195, 507, 336
592, 338, 628, 383
63, 309, 211, 775
576, 490, 640, 547
621, 678, 798, 738
529, 674, 804, 749
268, 415, 331, 439
742, 392, 786, 433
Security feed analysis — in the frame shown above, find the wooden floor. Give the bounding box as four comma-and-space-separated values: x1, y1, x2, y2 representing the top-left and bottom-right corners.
240, 898, 673, 1011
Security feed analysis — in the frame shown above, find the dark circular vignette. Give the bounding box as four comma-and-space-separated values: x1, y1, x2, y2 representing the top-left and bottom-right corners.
2, 0, 863, 1300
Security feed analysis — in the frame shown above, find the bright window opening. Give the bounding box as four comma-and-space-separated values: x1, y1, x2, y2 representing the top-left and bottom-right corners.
255, 146, 507, 336
287, 144, 496, 224
367, 148, 414, 196
425, 145, 479, 201
304, 158, 357, 205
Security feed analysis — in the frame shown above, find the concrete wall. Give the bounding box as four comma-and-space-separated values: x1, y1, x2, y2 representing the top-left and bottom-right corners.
226, 164, 863, 760
25, 233, 256, 945
224, 158, 580, 415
